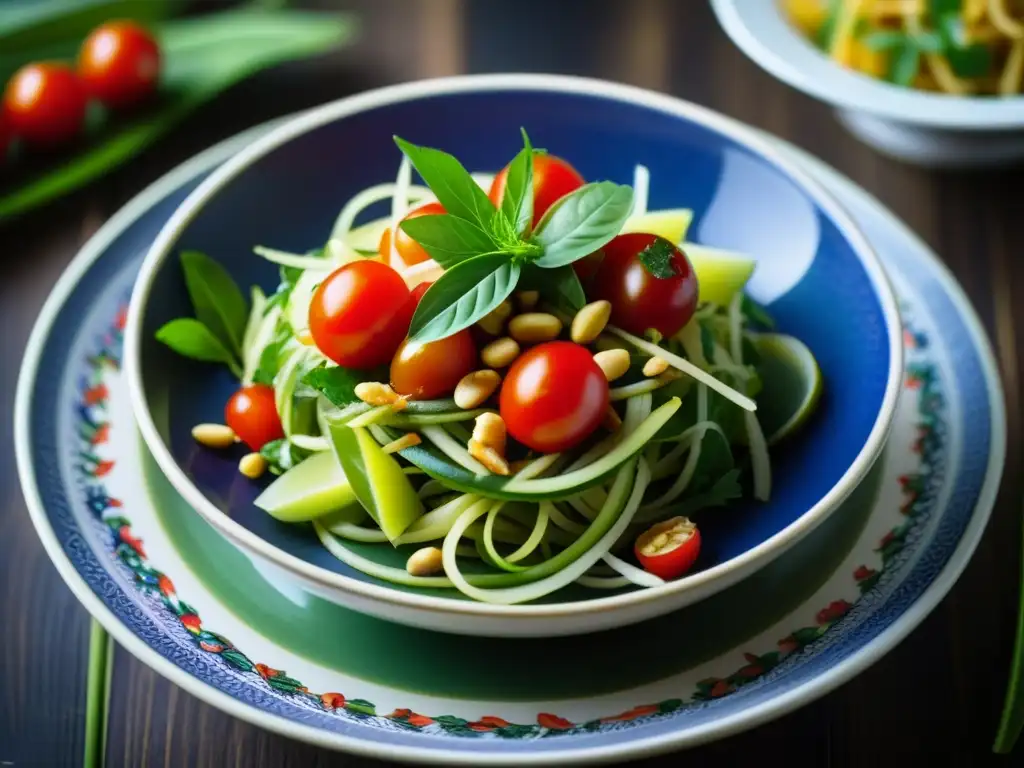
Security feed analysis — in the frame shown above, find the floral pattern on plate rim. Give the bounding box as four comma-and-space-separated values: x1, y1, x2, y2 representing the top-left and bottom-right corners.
75, 302, 939, 739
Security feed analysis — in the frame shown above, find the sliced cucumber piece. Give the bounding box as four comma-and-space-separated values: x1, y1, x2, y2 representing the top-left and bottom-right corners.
327, 422, 423, 542
254, 450, 359, 522
751, 332, 823, 445
684, 243, 756, 307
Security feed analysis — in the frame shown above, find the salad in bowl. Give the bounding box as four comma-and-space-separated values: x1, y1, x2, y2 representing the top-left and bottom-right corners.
154, 129, 822, 607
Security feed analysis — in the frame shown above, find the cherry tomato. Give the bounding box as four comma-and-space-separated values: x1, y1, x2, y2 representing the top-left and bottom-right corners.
499, 341, 609, 454
634, 517, 701, 580
2, 62, 87, 146
591, 233, 699, 338
390, 329, 477, 400
488, 154, 585, 227
225, 384, 284, 451
77, 20, 161, 109
378, 201, 446, 267
409, 281, 432, 308
308, 260, 413, 369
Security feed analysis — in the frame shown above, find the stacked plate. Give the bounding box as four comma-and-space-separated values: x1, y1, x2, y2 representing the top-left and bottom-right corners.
16, 75, 1005, 764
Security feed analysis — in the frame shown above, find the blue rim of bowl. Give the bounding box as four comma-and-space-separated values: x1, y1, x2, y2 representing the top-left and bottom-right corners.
711, 0, 1024, 130
16, 112, 1003, 764
122, 73, 905, 622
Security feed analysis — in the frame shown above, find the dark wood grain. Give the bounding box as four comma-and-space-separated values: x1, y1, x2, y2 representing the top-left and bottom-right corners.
2, 0, 1023, 765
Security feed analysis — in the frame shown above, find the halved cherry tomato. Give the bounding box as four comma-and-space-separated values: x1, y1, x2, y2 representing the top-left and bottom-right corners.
488, 154, 585, 227
634, 517, 701, 580
225, 384, 284, 451
591, 233, 699, 338
308, 260, 413, 369
379, 201, 445, 267
78, 20, 161, 109
390, 329, 477, 400
3, 62, 87, 146
499, 341, 608, 454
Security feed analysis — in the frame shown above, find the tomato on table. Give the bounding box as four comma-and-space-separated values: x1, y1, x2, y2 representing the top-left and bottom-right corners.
309, 260, 414, 369
78, 20, 161, 109
390, 329, 477, 400
499, 341, 609, 454
488, 154, 585, 228
591, 233, 699, 338
2, 62, 87, 146
225, 384, 284, 451
634, 517, 701, 580
379, 201, 446, 267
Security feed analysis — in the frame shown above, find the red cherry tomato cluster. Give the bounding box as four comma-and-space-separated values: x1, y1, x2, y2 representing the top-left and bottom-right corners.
1, 20, 161, 157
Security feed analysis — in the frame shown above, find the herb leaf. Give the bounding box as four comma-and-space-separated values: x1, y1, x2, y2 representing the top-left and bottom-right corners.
535, 264, 586, 313
500, 128, 535, 236
533, 182, 634, 268
935, 8, 992, 77
861, 30, 908, 51
393, 136, 499, 229
398, 213, 497, 268
303, 365, 369, 409
638, 238, 680, 279
180, 250, 248, 357
155, 318, 241, 377
889, 42, 921, 86
261, 438, 311, 475
409, 253, 521, 343
253, 326, 292, 386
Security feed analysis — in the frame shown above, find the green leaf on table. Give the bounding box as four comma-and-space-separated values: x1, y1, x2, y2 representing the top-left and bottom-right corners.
533, 182, 634, 268
500, 128, 535, 236
638, 238, 680, 279
180, 250, 248, 357
393, 136, 499, 229
0, 8, 356, 221
154, 318, 239, 374
398, 213, 498, 268
409, 253, 521, 343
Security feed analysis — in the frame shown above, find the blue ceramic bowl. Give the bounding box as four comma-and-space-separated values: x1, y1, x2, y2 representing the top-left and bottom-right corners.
125, 75, 902, 637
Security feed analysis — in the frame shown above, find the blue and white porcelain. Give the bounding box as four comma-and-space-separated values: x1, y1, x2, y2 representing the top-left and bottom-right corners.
16, 115, 1003, 763
122, 75, 903, 637
711, 0, 1024, 168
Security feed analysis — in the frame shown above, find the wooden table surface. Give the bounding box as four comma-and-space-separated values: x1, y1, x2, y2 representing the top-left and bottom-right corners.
3, 1, 1022, 765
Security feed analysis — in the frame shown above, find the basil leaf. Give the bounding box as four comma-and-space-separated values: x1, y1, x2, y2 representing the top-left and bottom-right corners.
500, 128, 535, 236
398, 213, 497, 268
536, 264, 586, 313
638, 238, 680, 279
304, 365, 369, 408
155, 318, 240, 374
409, 253, 521, 343
912, 30, 944, 53
393, 136, 499, 229
947, 42, 991, 78
260, 438, 311, 475
179, 250, 248, 357
929, 0, 962, 17
889, 42, 921, 86
533, 182, 634, 268
253, 326, 292, 386
861, 30, 908, 51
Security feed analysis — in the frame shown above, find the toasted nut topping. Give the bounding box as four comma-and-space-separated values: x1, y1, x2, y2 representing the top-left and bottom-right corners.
643, 356, 670, 377
602, 405, 623, 431
192, 423, 236, 449
469, 439, 511, 475
593, 349, 631, 382
296, 328, 314, 346
508, 312, 562, 343
477, 300, 513, 335
354, 382, 400, 407
509, 458, 533, 474
656, 369, 683, 384
382, 433, 421, 454
480, 337, 520, 369
239, 452, 267, 479
472, 412, 506, 454
517, 290, 540, 311
570, 300, 612, 344
454, 370, 502, 409
406, 546, 444, 576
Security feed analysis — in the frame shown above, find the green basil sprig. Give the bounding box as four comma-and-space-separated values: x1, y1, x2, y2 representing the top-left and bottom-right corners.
394, 130, 633, 344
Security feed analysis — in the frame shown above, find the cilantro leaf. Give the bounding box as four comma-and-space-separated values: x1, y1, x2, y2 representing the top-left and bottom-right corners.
638, 238, 680, 279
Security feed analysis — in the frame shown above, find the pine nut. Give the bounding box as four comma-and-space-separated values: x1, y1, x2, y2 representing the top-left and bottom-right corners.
454, 370, 501, 409
593, 349, 631, 382
570, 300, 612, 344
643, 357, 670, 377
508, 313, 562, 343
192, 423, 236, 449
239, 452, 267, 479
477, 300, 513, 335
481, 337, 520, 368
602, 405, 623, 431
650, 532, 669, 551
517, 290, 540, 311
382, 433, 421, 454
354, 381, 400, 407
406, 546, 444, 576
472, 412, 506, 454
468, 439, 511, 475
